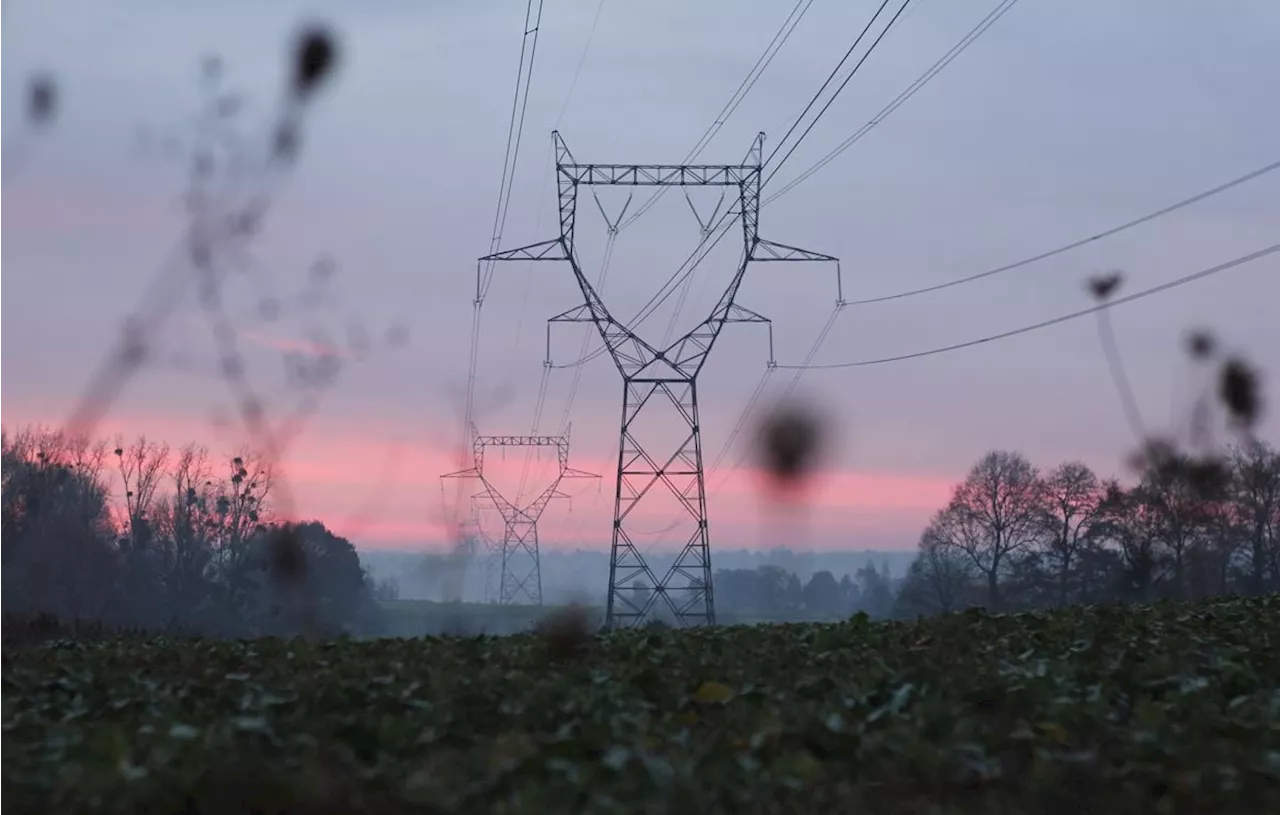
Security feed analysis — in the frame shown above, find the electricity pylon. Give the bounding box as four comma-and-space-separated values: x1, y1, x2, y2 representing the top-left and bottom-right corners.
481, 132, 842, 629
442, 430, 597, 605
465, 490, 501, 603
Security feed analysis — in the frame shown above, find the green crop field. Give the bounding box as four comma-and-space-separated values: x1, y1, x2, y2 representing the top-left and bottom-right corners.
374, 599, 831, 638
376, 599, 578, 638
4, 597, 1279, 814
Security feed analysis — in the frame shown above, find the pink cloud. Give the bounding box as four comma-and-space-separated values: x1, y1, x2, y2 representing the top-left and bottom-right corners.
239, 328, 353, 360
1, 400, 946, 552
722, 464, 954, 510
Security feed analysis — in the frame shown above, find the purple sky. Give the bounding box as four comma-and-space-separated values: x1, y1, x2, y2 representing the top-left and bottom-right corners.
3, 0, 1278, 552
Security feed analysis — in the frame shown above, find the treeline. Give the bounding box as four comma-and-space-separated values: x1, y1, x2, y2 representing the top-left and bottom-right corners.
895, 444, 1280, 616
709, 561, 896, 621
2, 426, 381, 637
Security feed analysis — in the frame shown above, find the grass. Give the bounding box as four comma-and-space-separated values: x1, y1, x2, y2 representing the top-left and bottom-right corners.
3, 596, 1279, 813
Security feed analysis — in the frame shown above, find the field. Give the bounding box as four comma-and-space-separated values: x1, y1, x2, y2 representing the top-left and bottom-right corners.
4, 597, 1279, 814
377, 599, 573, 637
376, 599, 836, 638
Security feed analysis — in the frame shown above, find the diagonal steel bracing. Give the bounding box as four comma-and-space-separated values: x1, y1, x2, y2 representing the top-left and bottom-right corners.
481, 131, 842, 628
442, 430, 597, 605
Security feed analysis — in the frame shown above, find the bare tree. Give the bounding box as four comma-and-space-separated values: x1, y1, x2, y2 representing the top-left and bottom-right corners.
1039, 462, 1106, 606
946, 450, 1045, 611
897, 513, 975, 615
151, 444, 219, 612
2, 427, 119, 619
1136, 450, 1223, 599
1228, 441, 1280, 594
210, 449, 274, 570
113, 436, 171, 548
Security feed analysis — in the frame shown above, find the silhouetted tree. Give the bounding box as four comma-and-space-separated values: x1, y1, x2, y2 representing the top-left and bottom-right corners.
896, 518, 975, 616
2, 425, 375, 637
802, 570, 843, 616
1039, 462, 1106, 606
1228, 442, 1280, 594
946, 451, 1045, 611
855, 562, 894, 617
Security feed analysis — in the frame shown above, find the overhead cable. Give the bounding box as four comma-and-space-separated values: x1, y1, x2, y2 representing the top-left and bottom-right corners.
775, 242, 1280, 370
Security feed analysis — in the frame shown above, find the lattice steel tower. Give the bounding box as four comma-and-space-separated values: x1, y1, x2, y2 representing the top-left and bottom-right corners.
442, 431, 597, 605
481, 132, 841, 627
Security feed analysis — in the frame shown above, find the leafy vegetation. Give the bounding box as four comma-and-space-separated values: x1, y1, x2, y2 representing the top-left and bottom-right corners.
5, 596, 1279, 813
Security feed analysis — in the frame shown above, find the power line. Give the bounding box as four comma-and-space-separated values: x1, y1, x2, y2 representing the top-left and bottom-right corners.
515, 364, 553, 503
689, 0, 816, 161
507, 3, 619, 503
569, 0, 915, 368
765, 0, 915, 184
765, 0, 1018, 204
702, 0, 1004, 498
563, 153, 1280, 371
843, 157, 1280, 307
701, 301, 842, 505
765, 0, 894, 169
619, 0, 817, 231
461, 0, 547, 521
698, 157, 1278, 496
558, 221, 623, 429
696, 241, 1277, 531
554, 0, 609, 129
775, 242, 1280, 370
548, 220, 737, 369
481, 0, 548, 301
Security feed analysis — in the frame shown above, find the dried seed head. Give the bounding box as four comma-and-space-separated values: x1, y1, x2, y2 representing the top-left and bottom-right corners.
216, 94, 241, 118
309, 256, 336, 283
1087, 272, 1123, 301
386, 324, 410, 350
1126, 436, 1179, 475
1219, 357, 1261, 428
536, 605, 594, 661
291, 25, 338, 98
201, 55, 223, 82
267, 527, 307, 585
1184, 456, 1229, 498
346, 321, 371, 357
27, 74, 57, 125
192, 151, 214, 180
757, 400, 825, 487
1185, 330, 1216, 360
273, 121, 300, 161
257, 297, 283, 322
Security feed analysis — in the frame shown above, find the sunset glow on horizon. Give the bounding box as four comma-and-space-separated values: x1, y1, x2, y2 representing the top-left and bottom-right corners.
4, 0, 1276, 570
1, 399, 954, 552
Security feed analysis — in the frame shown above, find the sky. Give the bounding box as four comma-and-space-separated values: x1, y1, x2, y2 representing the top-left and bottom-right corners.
3, 0, 1278, 554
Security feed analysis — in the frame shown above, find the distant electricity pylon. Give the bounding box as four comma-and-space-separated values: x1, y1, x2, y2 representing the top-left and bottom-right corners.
462, 491, 500, 603
442, 429, 597, 605
481, 132, 842, 628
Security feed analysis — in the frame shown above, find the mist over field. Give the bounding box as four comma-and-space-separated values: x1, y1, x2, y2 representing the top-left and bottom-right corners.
360, 547, 916, 604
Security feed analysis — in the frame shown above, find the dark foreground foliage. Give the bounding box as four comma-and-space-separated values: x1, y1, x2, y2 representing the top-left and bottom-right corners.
4, 598, 1280, 814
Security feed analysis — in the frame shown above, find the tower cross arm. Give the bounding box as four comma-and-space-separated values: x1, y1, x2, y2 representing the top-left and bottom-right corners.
723, 304, 770, 323
479, 238, 568, 263
561, 164, 758, 187
476, 434, 571, 448
749, 238, 838, 262
441, 467, 480, 480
